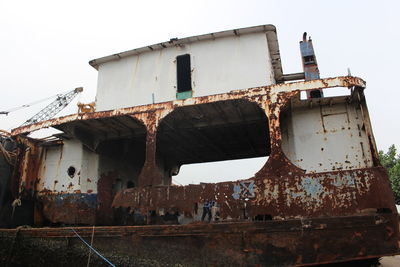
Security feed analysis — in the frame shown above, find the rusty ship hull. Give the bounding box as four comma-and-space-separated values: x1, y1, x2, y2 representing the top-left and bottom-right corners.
1, 214, 398, 266
0, 76, 399, 266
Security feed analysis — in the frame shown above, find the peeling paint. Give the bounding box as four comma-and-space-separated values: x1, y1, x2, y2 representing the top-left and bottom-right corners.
5, 75, 399, 265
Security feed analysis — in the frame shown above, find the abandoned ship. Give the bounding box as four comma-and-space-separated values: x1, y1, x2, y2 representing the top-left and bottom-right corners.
0, 24, 398, 266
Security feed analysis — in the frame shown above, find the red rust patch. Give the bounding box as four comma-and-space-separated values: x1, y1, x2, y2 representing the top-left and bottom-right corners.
96, 171, 119, 225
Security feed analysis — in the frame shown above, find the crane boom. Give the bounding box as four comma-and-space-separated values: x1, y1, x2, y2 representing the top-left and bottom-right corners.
20, 87, 83, 127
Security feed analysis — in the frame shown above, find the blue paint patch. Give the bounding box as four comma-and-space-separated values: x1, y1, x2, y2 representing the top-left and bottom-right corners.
330, 174, 355, 187
300, 42, 315, 57
176, 91, 193, 100
232, 185, 241, 200
301, 177, 323, 199
49, 193, 97, 208
305, 72, 320, 80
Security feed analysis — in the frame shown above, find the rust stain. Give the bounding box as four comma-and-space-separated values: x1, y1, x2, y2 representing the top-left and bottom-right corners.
14, 136, 45, 199
96, 171, 119, 225
7, 75, 399, 265
10, 76, 366, 136
112, 166, 395, 220
67, 182, 74, 189
0, 213, 397, 266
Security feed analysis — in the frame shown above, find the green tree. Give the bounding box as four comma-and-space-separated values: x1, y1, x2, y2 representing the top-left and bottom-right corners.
379, 145, 400, 204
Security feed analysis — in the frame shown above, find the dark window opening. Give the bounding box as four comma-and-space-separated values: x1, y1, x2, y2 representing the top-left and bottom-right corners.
309, 89, 322, 98
304, 55, 315, 65
127, 181, 135, 188
253, 214, 273, 221
176, 54, 192, 93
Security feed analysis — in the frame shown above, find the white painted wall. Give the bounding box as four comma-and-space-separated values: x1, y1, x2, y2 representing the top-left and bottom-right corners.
95, 32, 274, 111
281, 100, 373, 173
80, 146, 99, 193
37, 140, 99, 193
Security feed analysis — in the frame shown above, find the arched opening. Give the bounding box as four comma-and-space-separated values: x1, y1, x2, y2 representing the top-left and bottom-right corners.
156, 99, 270, 185
172, 157, 267, 185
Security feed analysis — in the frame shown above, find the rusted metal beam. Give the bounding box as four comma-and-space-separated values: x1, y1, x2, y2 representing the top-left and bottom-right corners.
10, 76, 366, 136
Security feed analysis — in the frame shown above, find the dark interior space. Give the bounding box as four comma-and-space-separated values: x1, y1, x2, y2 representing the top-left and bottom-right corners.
156, 99, 270, 169
56, 115, 147, 188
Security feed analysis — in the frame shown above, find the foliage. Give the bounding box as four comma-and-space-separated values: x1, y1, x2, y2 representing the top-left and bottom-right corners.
379, 145, 400, 204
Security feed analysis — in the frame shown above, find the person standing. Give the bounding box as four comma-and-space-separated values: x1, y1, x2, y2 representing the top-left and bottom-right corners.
201, 199, 214, 222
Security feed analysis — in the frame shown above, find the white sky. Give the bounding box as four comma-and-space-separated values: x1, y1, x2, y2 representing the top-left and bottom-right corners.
1, 0, 399, 184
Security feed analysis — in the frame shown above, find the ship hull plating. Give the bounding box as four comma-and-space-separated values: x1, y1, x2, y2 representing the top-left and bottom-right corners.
1, 77, 398, 266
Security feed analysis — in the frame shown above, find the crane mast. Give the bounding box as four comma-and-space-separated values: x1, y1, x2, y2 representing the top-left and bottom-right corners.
20, 87, 83, 127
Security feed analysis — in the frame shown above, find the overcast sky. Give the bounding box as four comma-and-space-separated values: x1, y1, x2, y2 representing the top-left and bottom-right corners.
1, 0, 399, 184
